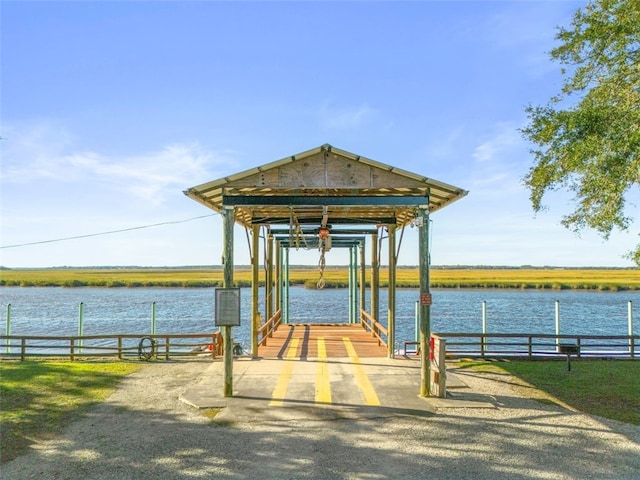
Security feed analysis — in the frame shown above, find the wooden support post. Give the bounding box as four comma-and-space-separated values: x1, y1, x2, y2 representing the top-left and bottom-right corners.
165, 336, 170, 360
284, 247, 290, 324
387, 224, 396, 358
275, 240, 281, 321
418, 205, 431, 397
222, 206, 235, 397
349, 245, 356, 323
118, 337, 123, 359
266, 233, 274, 324
371, 231, 379, 325
251, 224, 260, 358
359, 240, 366, 325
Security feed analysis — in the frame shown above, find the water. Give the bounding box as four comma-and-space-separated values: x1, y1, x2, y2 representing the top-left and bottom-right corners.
1, 287, 637, 353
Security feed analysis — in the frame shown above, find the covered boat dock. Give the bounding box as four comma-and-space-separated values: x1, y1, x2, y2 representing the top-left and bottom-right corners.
185, 144, 467, 396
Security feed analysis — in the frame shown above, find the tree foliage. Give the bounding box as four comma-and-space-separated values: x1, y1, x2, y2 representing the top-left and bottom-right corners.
521, 0, 640, 266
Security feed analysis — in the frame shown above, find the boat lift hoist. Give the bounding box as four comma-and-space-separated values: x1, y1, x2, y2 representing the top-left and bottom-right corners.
273, 225, 368, 325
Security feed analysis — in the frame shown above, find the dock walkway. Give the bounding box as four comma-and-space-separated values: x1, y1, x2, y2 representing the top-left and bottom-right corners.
258, 323, 387, 359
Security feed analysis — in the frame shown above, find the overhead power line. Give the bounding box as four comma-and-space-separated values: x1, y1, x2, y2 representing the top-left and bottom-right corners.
1, 213, 217, 249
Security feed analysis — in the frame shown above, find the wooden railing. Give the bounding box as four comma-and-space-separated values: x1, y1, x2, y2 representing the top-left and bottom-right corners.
435, 333, 639, 359
360, 309, 388, 347
0, 332, 223, 361
258, 309, 282, 347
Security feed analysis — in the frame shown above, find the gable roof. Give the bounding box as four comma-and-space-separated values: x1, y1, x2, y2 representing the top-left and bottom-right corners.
184, 144, 468, 228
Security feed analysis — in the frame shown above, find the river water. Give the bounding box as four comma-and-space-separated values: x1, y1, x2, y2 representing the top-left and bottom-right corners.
1, 287, 637, 352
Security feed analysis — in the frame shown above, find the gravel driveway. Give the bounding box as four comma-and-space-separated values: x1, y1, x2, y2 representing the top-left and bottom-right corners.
3, 360, 639, 480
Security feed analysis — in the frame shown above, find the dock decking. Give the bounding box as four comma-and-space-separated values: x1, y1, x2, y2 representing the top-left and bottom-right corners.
258, 323, 387, 358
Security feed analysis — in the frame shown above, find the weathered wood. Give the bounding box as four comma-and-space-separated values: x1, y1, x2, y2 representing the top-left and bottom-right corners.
266, 233, 274, 323
251, 224, 260, 358
258, 323, 388, 359
227, 151, 430, 189
359, 241, 366, 325
258, 309, 282, 347
418, 205, 431, 397
371, 231, 379, 335
2, 332, 637, 360
387, 225, 396, 358
360, 310, 387, 346
222, 206, 235, 397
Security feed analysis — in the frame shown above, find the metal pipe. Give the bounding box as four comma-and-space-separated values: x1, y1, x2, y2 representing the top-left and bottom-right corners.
349, 245, 357, 323
359, 240, 366, 325
78, 302, 84, 353
629, 300, 634, 357
275, 241, 281, 320
482, 301, 487, 357
555, 300, 560, 352
284, 247, 290, 324
151, 302, 156, 336
266, 233, 274, 322
5, 304, 11, 354
348, 246, 353, 323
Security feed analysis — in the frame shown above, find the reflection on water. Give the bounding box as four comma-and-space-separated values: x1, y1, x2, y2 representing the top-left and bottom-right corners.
1, 286, 637, 351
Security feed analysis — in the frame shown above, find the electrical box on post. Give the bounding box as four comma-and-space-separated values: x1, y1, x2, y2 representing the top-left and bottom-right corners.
215, 288, 241, 327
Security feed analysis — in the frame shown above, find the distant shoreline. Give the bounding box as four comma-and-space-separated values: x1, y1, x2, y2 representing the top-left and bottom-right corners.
1, 267, 638, 291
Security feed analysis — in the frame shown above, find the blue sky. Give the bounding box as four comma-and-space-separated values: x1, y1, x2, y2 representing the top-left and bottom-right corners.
1, 0, 638, 268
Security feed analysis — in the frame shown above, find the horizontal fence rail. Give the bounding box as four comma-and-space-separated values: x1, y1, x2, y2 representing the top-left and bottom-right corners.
360, 309, 388, 347
258, 309, 282, 347
0, 332, 223, 361
435, 333, 639, 359
2, 332, 638, 361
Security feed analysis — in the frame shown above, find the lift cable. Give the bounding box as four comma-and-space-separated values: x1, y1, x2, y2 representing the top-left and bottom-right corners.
1, 213, 217, 249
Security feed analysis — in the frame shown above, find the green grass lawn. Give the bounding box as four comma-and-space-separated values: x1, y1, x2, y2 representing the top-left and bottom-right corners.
0, 361, 141, 463
463, 359, 640, 425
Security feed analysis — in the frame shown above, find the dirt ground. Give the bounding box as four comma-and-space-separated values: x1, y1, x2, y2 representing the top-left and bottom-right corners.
3, 360, 640, 480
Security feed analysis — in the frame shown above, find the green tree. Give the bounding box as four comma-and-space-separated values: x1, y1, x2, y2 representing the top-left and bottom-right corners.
521, 0, 640, 266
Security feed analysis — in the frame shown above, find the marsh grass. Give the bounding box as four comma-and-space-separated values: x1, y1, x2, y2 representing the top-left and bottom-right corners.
0, 361, 141, 463
1, 267, 638, 290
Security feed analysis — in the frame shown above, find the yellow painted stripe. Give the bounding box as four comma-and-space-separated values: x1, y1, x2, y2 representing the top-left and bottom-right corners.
343, 337, 380, 406
269, 338, 299, 407
315, 337, 331, 404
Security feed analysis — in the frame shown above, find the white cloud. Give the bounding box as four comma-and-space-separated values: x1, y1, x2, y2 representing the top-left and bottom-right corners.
63, 143, 216, 203
472, 123, 522, 164
1, 122, 229, 204
317, 102, 377, 129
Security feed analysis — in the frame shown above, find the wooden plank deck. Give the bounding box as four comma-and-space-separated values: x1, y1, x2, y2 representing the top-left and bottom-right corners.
259, 323, 387, 359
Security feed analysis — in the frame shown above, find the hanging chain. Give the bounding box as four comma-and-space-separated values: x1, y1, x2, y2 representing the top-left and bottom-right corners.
317, 239, 326, 289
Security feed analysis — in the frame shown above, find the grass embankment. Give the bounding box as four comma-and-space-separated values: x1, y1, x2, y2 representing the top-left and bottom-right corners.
461, 360, 640, 425
1, 267, 638, 290
0, 361, 141, 463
